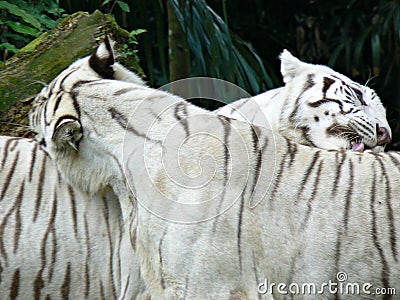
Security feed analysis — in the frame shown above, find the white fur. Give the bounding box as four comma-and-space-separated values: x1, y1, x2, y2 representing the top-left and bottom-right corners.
29, 54, 400, 299
0, 137, 146, 299
217, 50, 391, 152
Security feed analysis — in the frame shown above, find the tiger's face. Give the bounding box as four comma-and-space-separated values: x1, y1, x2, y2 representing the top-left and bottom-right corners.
279, 50, 391, 152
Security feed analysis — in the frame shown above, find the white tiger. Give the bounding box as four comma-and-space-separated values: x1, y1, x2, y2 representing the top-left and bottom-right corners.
29, 38, 400, 299
0, 137, 148, 299
217, 50, 391, 153
2, 38, 385, 299
0, 39, 149, 299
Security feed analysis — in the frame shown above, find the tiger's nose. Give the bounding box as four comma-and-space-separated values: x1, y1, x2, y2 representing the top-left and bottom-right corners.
377, 125, 392, 146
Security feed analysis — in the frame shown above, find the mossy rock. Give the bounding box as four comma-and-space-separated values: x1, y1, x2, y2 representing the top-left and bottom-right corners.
0, 10, 143, 137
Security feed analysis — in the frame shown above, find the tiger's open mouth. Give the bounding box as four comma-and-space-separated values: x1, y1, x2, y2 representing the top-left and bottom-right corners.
350, 140, 365, 152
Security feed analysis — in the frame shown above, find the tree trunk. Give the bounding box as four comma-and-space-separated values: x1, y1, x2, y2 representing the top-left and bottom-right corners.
0, 10, 143, 137
167, 1, 191, 83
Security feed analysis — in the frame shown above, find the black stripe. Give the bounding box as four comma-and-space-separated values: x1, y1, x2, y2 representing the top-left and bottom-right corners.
13, 180, 24, 254
370, 166, 390, 289
0, 137, 16, 171
0, 180, 25, 262
377, 157, 398, 262
300, 160, 324, 230
350, 120, 374, 137
174, 102, 189, 137
343, 160, 354, 233
28, 143, 38, 182
222, 117, 232, 189
113, 87, 136, 96
251, 251, 262, 300
52, 91, 65, 114
58, 66, 80, 91
44, 97, 49, 126
67, 186, 78, 238
120, 275, 130, 300
70, 79, 98, 92
61, 262, 71, 300
331, 151, 347, 197
322, 77, 335, 97
269, 138, 292, 201
9, 139, 18, 152
9, 268, 20, 300
250, 125, 263, 198
102, 197, 118, 300
308, 98, 344, 111
82, 111, 101, 136
48, 186, 58, 282
287, 140, 298, 167
84, 214, 91, 298
100, 280, 106, 300
387, 152, 400, 170
34, 183, 57, 300
33, 155, 46, 222
288, 74, 315, 124
237, 190, 245, 273
296, 151, 321, 201
212, 117, 232, 233
299, 125, 316, 146
287, 249, 301, 294
159, 229, 167, 290
71, 92, 81, 119
352, 87, 367, 106
109, 107, 160, 143
0, 150, 20, 202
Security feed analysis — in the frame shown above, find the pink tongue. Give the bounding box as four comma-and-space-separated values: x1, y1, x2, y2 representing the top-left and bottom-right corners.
352, 142, 365, 152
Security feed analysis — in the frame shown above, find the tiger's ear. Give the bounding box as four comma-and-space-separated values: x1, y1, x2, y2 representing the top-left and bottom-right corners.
52, 118, 83, 151
89, 36, 115, 79
280, 49, 304, 84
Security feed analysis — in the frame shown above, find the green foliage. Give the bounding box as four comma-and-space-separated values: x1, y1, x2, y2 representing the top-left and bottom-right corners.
121, 29, 147, 58
0, 0, 65, 62
101, 0, 130, 13
167, 0, 273, 94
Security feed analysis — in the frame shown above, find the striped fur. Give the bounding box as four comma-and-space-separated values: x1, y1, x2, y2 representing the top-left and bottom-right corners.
0, 136, 147, 299
29, 40, 400, 299
217, 50, 391, 152
0, 39, 148, 299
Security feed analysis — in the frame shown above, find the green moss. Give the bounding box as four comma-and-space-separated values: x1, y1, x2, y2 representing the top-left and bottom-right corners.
19, 33, 47, 53
0, 10, 144, 136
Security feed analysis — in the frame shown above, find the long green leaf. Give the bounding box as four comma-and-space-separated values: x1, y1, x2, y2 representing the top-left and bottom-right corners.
117, 1, 130, 12
167, 0, 271, 94
0, 1, 41, 30
353, 26, 372, 66
0, 42, 19, 53
5, 21, 39, 36
371, 33, 381, 73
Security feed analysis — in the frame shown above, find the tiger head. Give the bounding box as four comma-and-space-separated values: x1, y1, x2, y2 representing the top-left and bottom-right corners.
278, 50, 391, 152
30, 37, 145, 151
